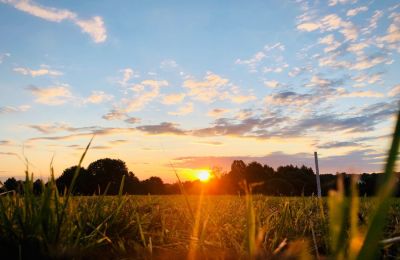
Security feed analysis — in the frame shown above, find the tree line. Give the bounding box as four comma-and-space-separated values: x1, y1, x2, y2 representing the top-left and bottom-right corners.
1, 158, 399, 196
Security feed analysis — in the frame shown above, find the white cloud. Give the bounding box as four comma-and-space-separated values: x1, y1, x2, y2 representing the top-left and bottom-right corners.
183, 72, 229, 102
377, 12, 400, 49
362, 10, 383, 34
84, 91, 113, 104
26, 85, 72, 105
264, 80, 280, 88
0, 53, 10, 64
207, 108, 230, 117
162, 93, 185, 105
337, 88, 384, 98
297, 22, 320, 32
329, 0, 357, 6
388, 84, 400, 97
346, 6, 368, 17
74, 16, 107, 43
118, 68, 139, 86
351, 55, 386, 70
13, 66, 62, 77
0, 105, 30, 114
102, 109, 126, 121
124, 80, 168, 112
298, 13, 358, 41
4, 0, 107, 43
318, 34, 341, 52
160, 59, 178, 69
168, 102, 193, 116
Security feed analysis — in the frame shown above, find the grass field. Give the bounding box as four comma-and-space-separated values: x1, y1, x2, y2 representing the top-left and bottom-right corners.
1, 192, 400, 259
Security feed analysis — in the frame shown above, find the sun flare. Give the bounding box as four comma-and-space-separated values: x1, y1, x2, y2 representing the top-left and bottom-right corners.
197, 170, 211, 182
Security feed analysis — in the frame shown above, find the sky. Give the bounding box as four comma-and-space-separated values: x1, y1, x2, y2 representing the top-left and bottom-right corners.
0, 0, 399, 183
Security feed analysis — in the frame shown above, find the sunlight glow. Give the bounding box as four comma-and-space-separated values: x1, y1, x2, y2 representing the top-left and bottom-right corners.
197, 170, 211, 182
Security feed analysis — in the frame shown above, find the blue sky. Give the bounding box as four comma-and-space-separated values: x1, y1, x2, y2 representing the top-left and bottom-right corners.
0, 0, 399, 182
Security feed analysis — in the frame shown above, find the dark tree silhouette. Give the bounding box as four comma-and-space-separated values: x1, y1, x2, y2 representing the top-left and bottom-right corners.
56, 166, 91, 195
87, 158, 129, 195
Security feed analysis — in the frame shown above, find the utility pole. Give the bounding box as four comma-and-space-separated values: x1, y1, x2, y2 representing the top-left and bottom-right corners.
314, 152, 322, 198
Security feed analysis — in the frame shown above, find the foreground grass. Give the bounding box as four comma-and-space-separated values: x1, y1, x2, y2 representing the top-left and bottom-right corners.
0, 194, 400, 259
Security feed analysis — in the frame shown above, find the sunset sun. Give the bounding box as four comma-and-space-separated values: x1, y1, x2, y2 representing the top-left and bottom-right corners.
197, 170, 211, 182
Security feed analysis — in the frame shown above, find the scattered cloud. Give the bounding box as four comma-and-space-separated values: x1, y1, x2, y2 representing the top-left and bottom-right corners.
168, 102, 193, 116
13, 66, 62, 77
388, 84, 400, 97
207, 108, 230, 117
183, 72, 229, 102
0, 52, 10, 64
124, 117, 141, 124
264, 80, 280, 88
3, 0, 107, 43
162, 93, 185, 105
136, 122, 186, 135
160, 59, 178, 69
102, 109, 126, 121
0, 105, 30, 114
26, 84, 72, 105
124, 79, 168, 112
84, 91, 113, 104
346, 6, 368, 17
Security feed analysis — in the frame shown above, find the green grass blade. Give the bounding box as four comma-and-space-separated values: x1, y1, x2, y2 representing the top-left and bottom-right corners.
357, 108, 400, 259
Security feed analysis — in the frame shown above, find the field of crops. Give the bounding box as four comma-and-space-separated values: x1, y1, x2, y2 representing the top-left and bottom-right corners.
1, 191, 400, 259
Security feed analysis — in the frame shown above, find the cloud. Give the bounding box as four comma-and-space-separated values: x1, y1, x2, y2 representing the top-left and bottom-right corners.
346, 6, 368, 17
160, 59, 178, 69
84, 91, 113, 104
388, 84, 400, 97
207, 108, 230, 117
3, 0, 107, 43
124, 117, 141, 124
0, 52, 10, 64
183, 72, 229, 102
317, 141, 361, 149
26, 85, 72, 105
74, 16, 107, 43
351, 54, 387, 70
352, 73, 382, 87
264, 80, 280, 88
27, 123, 98, 134
362, 10, 383, 34
168, 102, 193, 116
136, 122, 186, 135
376, 12, 400, 49
298, 13, 358, 41
172, 149, 383, 173
194, 141, 223, 146
118, 68, 139, 86
337, 89, 384, 98
102, 109, 126, 121
0, 105, 30, 114
125, 80, 168, 112
318, 34, 341, 53
328, 0, 357, 6
297, 22, 320, 32
235, 43, 285, 72
13, 66, 63, 77
265, 91, 316, 106
162, 93, 185, 105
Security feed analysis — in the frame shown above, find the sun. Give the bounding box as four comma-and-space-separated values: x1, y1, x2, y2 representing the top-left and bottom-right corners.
197, 170, 211, 182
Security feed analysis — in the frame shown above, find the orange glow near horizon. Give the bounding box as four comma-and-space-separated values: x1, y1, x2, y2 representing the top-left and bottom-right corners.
197, 169, 211, 182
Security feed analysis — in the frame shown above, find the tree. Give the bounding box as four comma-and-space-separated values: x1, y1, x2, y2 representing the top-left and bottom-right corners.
87, 158, 129, 195
4, 177, 19, 192
141, 177, 165, 194
56, 166, 91, 195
